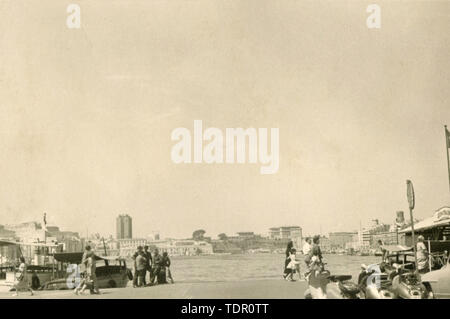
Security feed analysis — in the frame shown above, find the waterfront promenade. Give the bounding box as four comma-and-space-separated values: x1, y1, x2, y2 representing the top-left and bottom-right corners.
0, 279, 309, 299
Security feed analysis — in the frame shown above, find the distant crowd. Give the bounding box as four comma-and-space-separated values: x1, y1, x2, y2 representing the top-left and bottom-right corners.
132, 245, 174, 287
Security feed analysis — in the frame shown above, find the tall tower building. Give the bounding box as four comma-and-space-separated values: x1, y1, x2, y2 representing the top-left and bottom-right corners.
116, 214, 132, 239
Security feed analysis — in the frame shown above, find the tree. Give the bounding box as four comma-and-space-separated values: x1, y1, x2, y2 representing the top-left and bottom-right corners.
192, 229, 206, 241
218, 233, 228, 241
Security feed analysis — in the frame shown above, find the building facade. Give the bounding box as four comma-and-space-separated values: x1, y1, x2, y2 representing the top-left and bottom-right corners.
319, 236, 331, 253
329, 232, 358, 250
116, 214, 132, 239
3, 222, 47, 242
269, 226, 302, 249
114, 238, 214, 257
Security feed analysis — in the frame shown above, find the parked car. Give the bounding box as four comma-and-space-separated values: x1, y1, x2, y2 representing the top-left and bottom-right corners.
421, 253, 450, 299
41, 252, 132, 290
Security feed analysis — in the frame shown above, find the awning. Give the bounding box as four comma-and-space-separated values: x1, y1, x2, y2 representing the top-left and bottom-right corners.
400, 207, 450, 234
0, 240, 60, 248
0, 240, 19, 247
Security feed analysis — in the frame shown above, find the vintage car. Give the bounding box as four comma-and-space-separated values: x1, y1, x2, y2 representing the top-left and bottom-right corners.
421, 253, 450, 299
41, 252, 132, 290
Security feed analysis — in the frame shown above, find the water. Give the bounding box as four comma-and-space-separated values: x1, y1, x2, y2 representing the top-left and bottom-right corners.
168, 253, 381, 283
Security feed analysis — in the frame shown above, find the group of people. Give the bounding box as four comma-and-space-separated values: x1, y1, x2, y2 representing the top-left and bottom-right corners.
283, 233, 432, 284
132, 245, 174, 287
282, 235, 323, 281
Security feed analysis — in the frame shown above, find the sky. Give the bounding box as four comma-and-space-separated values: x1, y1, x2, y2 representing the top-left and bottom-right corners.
1, 1, 450, 239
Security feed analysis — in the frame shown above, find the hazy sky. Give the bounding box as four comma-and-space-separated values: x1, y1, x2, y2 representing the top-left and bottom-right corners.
1, 1, 450, 239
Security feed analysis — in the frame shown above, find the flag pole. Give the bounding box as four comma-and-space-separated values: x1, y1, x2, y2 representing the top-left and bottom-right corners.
445, 125, 450, 196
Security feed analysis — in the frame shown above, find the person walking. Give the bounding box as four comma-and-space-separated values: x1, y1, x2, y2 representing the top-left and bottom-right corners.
132, 246, 143, 288
283, 240, 294, 279
87, 251, 100, 294
75, 253, 95, 295
74, 245, 91, 295
162, 252, 174, 284
285, 248, 299, 281
151, 249, 163, 285
12, 256, 34, 297
377, 240, 387, 263
302, 237, 312, 255
304, 235, 323, 279
311, 235, 323, 262
77, 245, 100, 295
73, 270, 89, 295
135, 251, 147, 287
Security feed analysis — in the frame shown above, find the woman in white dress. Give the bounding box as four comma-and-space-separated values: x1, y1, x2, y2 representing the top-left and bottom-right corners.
285, 248, 298, 281
12, 256, 34, 296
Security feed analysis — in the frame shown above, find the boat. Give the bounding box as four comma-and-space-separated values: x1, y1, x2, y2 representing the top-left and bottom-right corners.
0, 240, 63, 291
359, 250, 370, 256
374, 250, 383, 257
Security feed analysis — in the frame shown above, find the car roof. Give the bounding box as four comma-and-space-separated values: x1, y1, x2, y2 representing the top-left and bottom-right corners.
53, 252, 125, 264
381, 245, 413, 252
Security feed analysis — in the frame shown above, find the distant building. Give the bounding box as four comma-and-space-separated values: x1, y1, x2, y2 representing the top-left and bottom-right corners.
345, 233, 362, 251
269, 226, 302, 239
371, 231, 404, 246
116, 238, 148, 256
1, 221, 82, 255
354, 220, 392, 248
116, 214, 132, 239
269, 226, 302, 249
236, 232, 256, 238
159, 239, 214, 256
147, 231, 160, 241
329, 232, 358, 250
115, 238, 213, 257
319, 236, 331, 253
43, 226, 82, 252
0, 225, 16, 239
4, 222, 47, 243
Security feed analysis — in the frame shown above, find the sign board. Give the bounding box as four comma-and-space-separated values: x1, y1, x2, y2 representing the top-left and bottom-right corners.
406, 180, 415, 210
435, 206, 450, 221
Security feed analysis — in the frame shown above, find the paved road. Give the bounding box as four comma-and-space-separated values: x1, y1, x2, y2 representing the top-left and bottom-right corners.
0, 279, 309, 299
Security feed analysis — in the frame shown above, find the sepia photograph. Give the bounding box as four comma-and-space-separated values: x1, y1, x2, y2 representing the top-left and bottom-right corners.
1, 0, 450, 310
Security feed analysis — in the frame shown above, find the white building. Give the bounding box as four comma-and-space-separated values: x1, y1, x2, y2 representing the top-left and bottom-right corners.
114, 238, 214, 257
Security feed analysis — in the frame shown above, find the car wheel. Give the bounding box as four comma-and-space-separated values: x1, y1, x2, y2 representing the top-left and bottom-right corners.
108, 280, 117, 288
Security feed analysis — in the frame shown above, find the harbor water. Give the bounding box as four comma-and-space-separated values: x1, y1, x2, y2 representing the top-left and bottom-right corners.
160, 253, 380, 284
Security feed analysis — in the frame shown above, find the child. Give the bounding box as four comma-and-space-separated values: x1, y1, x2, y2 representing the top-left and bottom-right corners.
74, 256, 94, 295
73, 271, 89, 295
285, 248, 298, 281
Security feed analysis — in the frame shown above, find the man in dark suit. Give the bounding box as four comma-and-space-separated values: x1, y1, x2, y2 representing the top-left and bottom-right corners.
151, 249, 163, 284
142, 245, 152, 286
